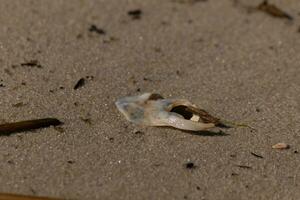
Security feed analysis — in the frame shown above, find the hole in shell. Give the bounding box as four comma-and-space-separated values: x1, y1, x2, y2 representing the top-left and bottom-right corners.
170, 105, 194, 120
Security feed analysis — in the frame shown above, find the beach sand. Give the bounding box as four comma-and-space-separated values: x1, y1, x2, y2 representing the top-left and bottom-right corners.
0, 0, 300, 199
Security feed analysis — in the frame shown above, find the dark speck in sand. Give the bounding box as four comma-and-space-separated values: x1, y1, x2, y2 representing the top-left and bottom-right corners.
161, 21, 170, 26
20, 60, 42, 68
143, 77, 152, 81
128, 9, 142, 20
7, 160, 14, 165
74, 78, 85, 90
67, 160, 75, 164
133, 130, 144, 135
89, 25, 106, 35
154, 47, 162, 53
236, 165, 252, 169
185, 162, 197, 169
86, 75, 94, 80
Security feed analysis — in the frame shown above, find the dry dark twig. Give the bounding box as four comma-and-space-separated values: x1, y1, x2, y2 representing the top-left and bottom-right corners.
0, 118, 62, 135
0, 193, 63, 200
251, 152, 264, 159
257, 0, 293, 20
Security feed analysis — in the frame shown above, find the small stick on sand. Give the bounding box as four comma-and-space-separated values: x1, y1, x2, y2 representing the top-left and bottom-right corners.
0, 193, 63, 200
0, 118, 62, 135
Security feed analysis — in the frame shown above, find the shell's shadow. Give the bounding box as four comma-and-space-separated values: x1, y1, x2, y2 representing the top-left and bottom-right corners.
184, 129, 229, 137
159, 127, 230, 137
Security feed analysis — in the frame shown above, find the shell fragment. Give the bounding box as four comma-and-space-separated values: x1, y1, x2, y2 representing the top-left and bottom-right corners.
115, 93, 220, 131
272, 143, 290, 149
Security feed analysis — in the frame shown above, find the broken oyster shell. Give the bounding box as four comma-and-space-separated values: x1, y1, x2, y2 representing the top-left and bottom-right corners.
115, 93, 221, 131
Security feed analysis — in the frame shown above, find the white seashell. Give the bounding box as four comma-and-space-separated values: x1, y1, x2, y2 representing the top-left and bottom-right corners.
115, 93, 217, 131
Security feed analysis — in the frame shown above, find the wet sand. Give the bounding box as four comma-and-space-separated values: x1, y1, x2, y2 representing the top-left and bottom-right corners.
0, 0, 300, 199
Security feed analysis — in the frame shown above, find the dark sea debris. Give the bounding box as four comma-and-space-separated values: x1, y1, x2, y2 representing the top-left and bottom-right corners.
86, 75, 94, 80
0, 80, 4, 88
185, 162, 197, 169
74, 76, 94, 90
250, 152, 264, 159
257, 0, 293, 20
20, 60, 42, 68
231, 172, 239, 176
0, 118, 62, 135
133, 129, 144, 135
89, 24, 106, 35
74, 78, 85, 90
116, 93, 253, 131
67, 160, 75, 164
127, 9, 142, 20
235, 165, 252, 169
